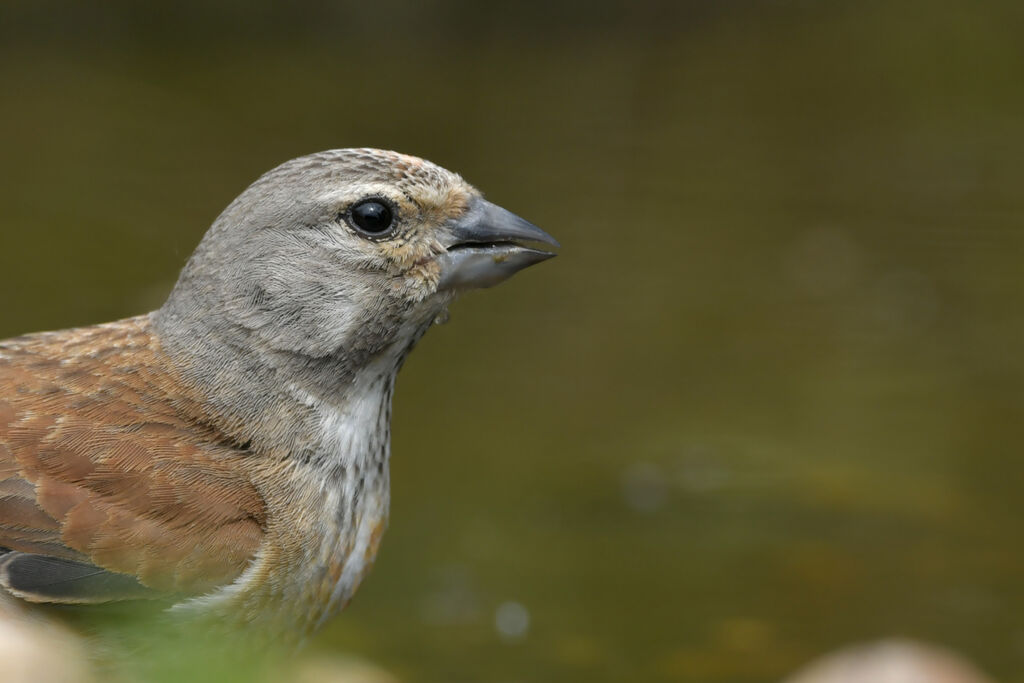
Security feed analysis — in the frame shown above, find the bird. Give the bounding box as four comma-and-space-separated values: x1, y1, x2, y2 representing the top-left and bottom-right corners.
0, 148, 557, 640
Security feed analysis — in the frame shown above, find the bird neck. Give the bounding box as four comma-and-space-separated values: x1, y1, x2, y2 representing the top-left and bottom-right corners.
152, 308, 410, 636
150, 300, 431, 462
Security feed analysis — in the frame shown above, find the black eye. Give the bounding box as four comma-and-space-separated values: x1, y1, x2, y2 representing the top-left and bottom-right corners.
349, 199, 394, 236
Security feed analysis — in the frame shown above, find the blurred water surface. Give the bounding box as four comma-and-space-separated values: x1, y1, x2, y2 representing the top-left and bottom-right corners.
1, 2, 1023, 681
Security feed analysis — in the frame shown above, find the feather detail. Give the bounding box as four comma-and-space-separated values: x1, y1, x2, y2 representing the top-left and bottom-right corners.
0, 316, 267, 601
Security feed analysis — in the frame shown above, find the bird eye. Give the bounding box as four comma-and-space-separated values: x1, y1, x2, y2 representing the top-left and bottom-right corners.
348, 199, 395, 236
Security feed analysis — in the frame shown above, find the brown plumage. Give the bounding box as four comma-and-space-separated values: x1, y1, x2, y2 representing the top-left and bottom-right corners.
0, 317, 264, 599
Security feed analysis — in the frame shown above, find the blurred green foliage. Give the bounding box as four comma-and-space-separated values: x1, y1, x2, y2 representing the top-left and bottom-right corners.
1, 1, 1024, 681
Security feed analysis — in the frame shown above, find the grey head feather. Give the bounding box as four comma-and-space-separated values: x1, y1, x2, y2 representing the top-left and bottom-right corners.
152, 148, 554, 456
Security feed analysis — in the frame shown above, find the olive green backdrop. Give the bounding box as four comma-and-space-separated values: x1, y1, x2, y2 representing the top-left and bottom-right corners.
1, 2, 1023, 681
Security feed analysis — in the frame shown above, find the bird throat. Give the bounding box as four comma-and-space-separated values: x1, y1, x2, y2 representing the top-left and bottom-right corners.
291, 358, 396, 634
171, 353, 397, 637
161, 311, 439, 635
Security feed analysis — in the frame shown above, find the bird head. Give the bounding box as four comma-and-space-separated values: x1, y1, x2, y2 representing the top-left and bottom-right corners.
158, 149, 557, 369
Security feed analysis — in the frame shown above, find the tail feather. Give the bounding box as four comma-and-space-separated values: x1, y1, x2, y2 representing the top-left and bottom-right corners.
0, 552, 158, 604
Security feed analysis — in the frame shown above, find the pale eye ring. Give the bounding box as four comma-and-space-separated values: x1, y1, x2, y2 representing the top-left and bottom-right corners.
347, 198, 396, 237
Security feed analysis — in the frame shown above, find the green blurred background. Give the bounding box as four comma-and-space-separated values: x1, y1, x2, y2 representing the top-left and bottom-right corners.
2, 1, 1023, 681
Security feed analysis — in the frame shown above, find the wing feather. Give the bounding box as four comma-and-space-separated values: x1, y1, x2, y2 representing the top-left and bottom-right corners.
0, 316, 267, 603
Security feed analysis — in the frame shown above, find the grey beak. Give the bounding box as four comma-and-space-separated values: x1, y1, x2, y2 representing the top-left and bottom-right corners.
437, 198, 558, 291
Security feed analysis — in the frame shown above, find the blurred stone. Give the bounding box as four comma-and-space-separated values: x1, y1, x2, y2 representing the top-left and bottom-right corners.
291, 655, 399, 683
783, 639, 994, 683
0, 597, 94, 683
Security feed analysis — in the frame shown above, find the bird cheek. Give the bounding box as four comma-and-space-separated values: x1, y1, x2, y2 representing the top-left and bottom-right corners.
398, 259, 442, 302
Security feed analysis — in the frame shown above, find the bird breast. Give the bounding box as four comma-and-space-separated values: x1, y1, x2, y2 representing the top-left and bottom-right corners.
174, 359, 396, 635
301, 362, 394, 631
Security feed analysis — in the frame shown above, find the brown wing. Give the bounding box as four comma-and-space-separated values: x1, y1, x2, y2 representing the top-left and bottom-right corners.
0, 316, 266, 602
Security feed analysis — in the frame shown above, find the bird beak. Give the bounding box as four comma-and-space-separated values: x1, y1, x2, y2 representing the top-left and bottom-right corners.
437, 198, 559, 291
